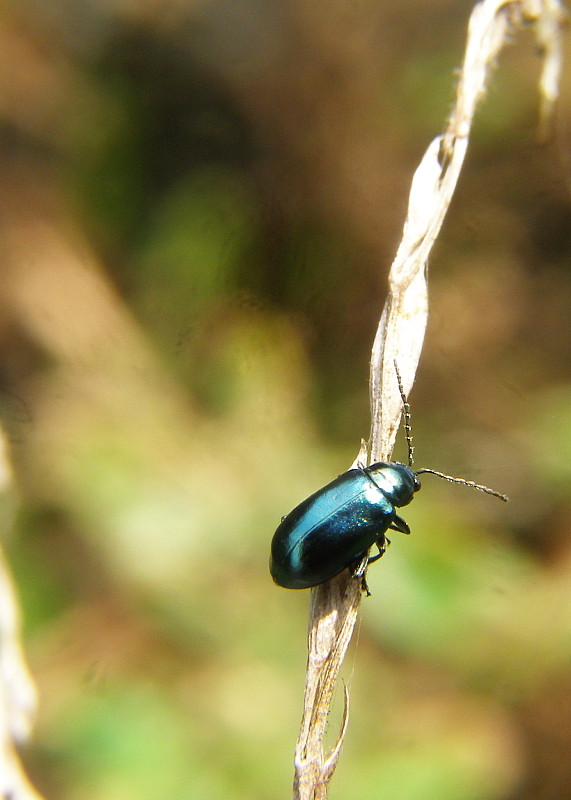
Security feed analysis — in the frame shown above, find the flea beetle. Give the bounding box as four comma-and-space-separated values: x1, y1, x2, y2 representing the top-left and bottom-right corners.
270, 366, 507, 590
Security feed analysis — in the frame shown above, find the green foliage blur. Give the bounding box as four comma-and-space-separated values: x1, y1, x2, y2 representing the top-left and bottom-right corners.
0, 1, 570, 799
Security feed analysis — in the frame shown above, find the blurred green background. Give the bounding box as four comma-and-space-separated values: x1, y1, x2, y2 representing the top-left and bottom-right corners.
0, 0, 570, 798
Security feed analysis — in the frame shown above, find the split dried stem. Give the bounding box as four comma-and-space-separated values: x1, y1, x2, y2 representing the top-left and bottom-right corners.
292, 2, 567, 798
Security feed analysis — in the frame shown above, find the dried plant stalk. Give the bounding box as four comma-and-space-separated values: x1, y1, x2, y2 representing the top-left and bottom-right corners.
0, 428, 45, 800
292, 1, 567, 798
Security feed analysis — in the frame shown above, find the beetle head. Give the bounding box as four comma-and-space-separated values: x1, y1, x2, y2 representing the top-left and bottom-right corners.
367, 462, 420, 507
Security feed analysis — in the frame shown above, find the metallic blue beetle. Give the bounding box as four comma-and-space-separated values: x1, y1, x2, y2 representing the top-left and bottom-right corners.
270, 363, 508, 590
270, 461, 420, 589
270, 456, 507, 590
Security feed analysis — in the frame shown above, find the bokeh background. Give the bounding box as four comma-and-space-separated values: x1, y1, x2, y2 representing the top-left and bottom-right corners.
0, 0, 571, 798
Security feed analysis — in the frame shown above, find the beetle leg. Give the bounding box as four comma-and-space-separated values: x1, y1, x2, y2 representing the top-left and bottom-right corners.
390, 514, 410, 535
351, 533, 392, 596
366, 540, 387, 565
360, 543, 387, 596
351, 554, 368, 578
351, 556, 372, 596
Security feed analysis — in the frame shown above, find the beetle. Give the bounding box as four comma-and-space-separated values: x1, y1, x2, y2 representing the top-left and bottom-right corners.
270, 460, 420, 589
270, 367, 507, 590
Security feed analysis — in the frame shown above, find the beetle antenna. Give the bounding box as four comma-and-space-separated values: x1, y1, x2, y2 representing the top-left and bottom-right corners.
393, 361, 508, 503
415, 468, 508, 502
394, 360, 414, 467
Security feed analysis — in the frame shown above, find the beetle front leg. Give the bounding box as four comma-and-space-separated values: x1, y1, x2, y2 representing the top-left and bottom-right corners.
389, 514, 410, 535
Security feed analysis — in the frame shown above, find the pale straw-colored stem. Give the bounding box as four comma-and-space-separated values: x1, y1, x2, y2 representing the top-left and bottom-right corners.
292, 2, 566, 798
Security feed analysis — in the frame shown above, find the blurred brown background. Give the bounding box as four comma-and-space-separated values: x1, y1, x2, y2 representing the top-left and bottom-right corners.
0, 1, 571, 798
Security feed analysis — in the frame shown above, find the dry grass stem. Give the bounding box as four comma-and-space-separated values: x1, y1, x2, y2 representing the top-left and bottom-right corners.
292, 2, 567, 798
0, 428, 45, 800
